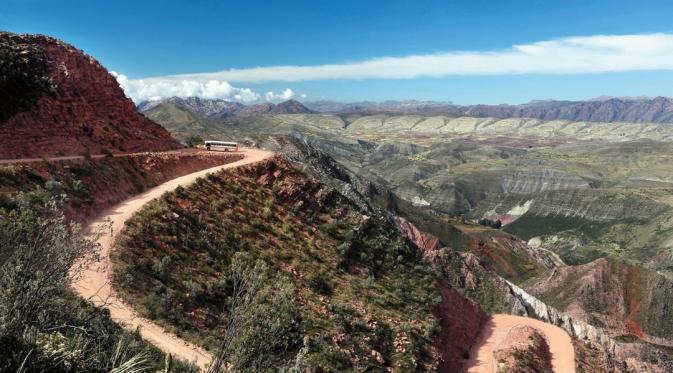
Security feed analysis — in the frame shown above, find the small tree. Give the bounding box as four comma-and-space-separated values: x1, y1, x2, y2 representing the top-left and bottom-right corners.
208, 253, 299, 372
0, 197, 100, 337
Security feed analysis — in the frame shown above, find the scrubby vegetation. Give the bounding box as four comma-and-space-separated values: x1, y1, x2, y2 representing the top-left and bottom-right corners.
493, 329, 552, 373
0, 195, 197, 372
478, 218, 502, 229
0, 32, 57, 123
430, 248, 509, 314
112, 158, 442, 370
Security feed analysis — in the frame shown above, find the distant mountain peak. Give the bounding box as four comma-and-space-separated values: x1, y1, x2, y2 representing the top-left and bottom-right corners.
139, 97, 313, 117
270, 99, 313, 114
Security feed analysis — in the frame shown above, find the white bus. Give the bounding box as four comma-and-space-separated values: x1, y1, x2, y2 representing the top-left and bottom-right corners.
204, 140, 239, 152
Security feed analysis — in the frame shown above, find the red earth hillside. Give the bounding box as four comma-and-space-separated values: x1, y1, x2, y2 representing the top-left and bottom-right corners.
0, 32, 181, 159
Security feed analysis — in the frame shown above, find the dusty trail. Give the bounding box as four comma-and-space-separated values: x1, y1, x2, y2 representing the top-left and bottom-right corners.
0, 149, 195, 164
465, 314, 576, 373
71, 148, 274, 370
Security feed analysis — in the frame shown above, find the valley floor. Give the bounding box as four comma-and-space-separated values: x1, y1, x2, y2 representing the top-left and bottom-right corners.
70, 148, 274, 370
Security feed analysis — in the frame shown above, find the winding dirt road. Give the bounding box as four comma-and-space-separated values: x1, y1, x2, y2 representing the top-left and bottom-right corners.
71, 148, 274, 370
0, 149, 196, 165
465, 314, 576, 373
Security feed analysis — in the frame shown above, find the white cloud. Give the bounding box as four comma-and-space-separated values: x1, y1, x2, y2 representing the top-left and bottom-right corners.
265, 88, 294, 102
111, 71, 260, 103
132, 33, 673, 84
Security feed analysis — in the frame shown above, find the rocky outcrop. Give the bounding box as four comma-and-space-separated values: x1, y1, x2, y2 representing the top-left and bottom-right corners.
506, 279, 673, 372
501, 170, 590, 194
394, 216, 439, 252
506, 280, 618, 352
0, 32, 181, 159
526, 257, 673, 343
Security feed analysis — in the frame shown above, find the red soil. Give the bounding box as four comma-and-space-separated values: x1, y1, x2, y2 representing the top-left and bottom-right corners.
435, 282, 489, 373
5, 150, 243, 222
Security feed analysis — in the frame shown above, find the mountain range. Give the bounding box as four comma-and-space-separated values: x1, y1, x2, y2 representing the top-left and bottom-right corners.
138, 97, 313, 118
140, 96, 673, 124
307, 97, 673, 123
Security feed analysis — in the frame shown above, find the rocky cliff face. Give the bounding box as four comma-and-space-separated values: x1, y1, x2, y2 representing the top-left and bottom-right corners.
394, 216, 439, 252
0, 32, 180, 159
506, 280, 673, 372
506, 280, 618, 350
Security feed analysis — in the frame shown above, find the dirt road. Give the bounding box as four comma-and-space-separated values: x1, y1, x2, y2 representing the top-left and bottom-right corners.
0, 149, 201, 164
465, 314, 576, 373
71, 148, 274, 370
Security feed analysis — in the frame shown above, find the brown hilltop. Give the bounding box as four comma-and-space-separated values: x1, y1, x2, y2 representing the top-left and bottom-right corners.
0, 32, 180, 159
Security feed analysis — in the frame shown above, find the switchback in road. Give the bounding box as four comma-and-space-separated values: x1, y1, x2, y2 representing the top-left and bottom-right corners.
71, 148, 274, 370
466, 314, 576, 373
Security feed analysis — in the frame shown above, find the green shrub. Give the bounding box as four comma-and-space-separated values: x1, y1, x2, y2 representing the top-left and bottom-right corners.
307, 273, 332, 295
44, 179, 63, 195
70, 179, 91, 200
0, 193, 16, 211
210, 254, 300, 371
0, 195, 197, 371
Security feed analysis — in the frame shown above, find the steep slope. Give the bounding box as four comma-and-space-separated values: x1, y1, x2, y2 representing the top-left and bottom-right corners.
0, 32, 180, 159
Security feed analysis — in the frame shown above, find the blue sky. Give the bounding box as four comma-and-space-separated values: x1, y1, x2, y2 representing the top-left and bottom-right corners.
3, 0, 673, 104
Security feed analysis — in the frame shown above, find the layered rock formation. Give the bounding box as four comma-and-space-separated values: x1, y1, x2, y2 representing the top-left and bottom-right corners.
0, 32, 180, 159
506, 280, 618, 351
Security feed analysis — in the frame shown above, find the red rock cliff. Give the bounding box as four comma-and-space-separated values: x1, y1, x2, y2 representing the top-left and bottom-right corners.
0, 32, 180, 159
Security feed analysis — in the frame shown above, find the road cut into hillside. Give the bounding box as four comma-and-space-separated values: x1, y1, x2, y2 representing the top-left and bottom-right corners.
465, 314, 576, 373
71, 148, 274, 370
